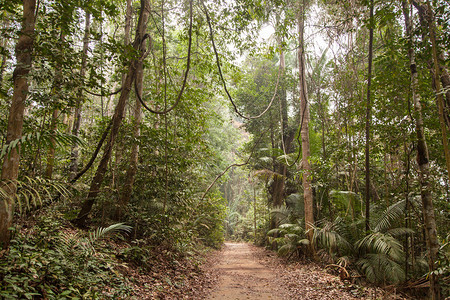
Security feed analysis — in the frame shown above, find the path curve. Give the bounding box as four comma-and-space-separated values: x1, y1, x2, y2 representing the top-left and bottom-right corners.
205, 242, 286, 300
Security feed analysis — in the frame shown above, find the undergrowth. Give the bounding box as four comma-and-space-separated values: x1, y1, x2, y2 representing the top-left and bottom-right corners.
0, 208, 213, 299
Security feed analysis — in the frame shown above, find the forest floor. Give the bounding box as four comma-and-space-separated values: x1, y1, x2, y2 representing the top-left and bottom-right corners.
201, 242, 408, 300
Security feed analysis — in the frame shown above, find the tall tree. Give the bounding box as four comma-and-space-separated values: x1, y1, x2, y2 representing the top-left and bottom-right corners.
0, 0, 36, 248
297, 0, 314, 254
364, 0, 374, 232
402, 2, 441, 298
69, 11, 91, 180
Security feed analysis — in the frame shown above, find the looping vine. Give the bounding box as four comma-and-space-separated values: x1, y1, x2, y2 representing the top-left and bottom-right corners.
201, 0, 280, 121
135, 0, 193, 115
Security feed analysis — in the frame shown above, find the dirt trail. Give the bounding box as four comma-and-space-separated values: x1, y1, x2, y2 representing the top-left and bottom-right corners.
203, 242, 402, 300
205, 242, 286, 300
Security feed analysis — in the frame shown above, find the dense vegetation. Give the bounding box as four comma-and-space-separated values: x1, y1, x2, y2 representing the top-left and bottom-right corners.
0, 0, 449, 299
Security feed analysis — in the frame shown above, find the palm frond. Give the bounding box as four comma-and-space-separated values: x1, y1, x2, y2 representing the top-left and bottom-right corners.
356, 232, 404, 262
314, 218, 354, 254
278, 243, 296, 257
1, 130, 84, 160
374, 199, 406, 232
386, 227, 415, 237
270, 205, 291, 226
357, 253, 405, 284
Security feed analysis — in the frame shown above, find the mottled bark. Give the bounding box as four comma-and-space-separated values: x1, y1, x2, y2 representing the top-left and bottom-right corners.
402, 2, 441, 298
0, 0, 36, 248
297, 0, 314, 254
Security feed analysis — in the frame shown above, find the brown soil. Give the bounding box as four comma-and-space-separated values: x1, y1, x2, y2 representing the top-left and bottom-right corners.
205, 242, 287, 300
203, 242, 408, 300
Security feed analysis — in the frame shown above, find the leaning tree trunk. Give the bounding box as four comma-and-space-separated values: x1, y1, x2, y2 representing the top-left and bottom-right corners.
297, 0, 314, 255
69, 12, 91, 180
73, 0, 149, 227
0, 0, 36, 249
402, 2, 441, 299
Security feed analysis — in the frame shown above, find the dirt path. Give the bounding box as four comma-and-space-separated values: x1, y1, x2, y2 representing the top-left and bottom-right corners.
203, 242, 401, 300
205, 242, 287, 300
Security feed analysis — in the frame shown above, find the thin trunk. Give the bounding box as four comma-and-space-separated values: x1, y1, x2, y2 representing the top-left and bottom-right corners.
69, 12, 91, 180
122, 0, 132, 85
46, 31, 65, 179
272, 37, 288, 217
116, 0, 135, 220
404, 142, 411, 280
298, 0, 314, 255
365, 0, 374, 233
73, 0, 149, 227
0, 0, 36, 248
402, 2, 441, 298
0, 15, 9, 86
45, 109, 59, 178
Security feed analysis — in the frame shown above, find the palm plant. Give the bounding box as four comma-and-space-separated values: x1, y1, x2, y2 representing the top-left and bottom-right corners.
313, 198, 419, 285
267, 219, 309, 257
0, 176, 71, 213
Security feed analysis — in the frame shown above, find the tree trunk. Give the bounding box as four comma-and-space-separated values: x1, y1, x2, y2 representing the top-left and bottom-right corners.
0, 0, 36, 249
412, 0, 450, 180
73, 0, 149, 227
402, 2, 441, 298
117, 61, 142, 220
425, 0, 450, 181
116, 0, 137, 220
271, 35, 288, 221
45, 109, 59, 178
69, 12, 91, 180
364, 0, 374, 232
0, 17, 9, 87
297, 0, 314, 255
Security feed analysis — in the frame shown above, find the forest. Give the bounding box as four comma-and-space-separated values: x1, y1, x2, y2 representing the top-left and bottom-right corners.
0, 0, 449, 299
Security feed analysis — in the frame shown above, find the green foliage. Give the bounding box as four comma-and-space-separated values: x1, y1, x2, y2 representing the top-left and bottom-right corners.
0, 214, 132, 299
267, 221, 309, 257
0, 131, 84, 161
0, 176, 71, 214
